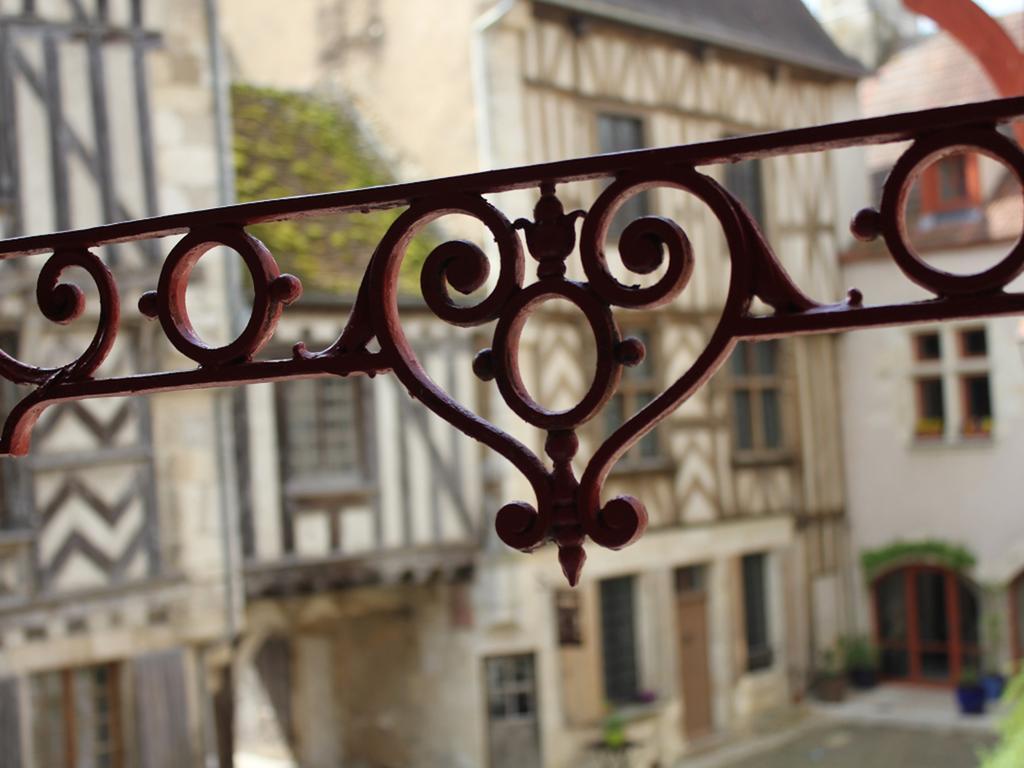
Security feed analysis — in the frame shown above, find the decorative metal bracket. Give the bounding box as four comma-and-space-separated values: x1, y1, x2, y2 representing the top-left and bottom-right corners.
0, 97, 1022, 585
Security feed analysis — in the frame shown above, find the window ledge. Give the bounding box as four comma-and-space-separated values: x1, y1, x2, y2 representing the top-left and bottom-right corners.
731, 452, 795, 468
910, 435, 994, 450
608, 457, 675, 476
608, 698, 664, 723
285, 476, 374, 501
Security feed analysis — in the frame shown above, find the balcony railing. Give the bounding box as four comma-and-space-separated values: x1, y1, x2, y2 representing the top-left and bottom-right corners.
0, 96, 1021, 584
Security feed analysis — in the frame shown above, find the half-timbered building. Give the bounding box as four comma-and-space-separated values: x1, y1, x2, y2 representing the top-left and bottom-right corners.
0, 1, 239, 765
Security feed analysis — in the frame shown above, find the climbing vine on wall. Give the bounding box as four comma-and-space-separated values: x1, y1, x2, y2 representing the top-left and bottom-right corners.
232, 85, 433, 295
861, 539, 976, 581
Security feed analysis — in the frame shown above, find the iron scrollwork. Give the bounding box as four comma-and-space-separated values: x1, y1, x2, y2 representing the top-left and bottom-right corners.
0, 97, 1021, 584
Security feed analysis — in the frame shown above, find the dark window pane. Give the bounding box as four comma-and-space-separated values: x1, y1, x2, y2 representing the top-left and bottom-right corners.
724, 159, 765, 226
959, 581, 979, 646
600, 576, 639, 702
876, 570, 907, 642
730, 343, 750, 376
279, 377, 361, 477
605, 393, 625, 432
753, 341, 778, 375
960, 328, 987, 357
598, 114, 649, 238
921, 651, 950, 681
555, 590, 582, 646
916, 377, 944, 436
963, 375, 992, 421
880, 648, 909, 677
675, 565, 706, 593
915, 332, 941, 360
742, 553, 772, 671
732, 391, 753, 451
761, 389, 781, 449
938, 155, 968, 202
916, 570, 949, 644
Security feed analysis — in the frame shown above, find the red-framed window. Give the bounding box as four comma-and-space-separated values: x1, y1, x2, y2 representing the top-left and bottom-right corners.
918, 153, 981, 214
873, 565, 979, 685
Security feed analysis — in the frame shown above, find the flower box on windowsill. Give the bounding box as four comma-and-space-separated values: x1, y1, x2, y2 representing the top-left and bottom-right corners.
961, 417, 993, 439
914, 418, 944, 439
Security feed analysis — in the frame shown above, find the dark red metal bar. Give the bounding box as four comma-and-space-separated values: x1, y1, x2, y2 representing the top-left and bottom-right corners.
0, 97, 1021, 585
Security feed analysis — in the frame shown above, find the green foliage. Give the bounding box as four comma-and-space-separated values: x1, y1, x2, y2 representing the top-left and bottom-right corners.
959, 666, 980, 687
860, 539, 976, 581
232, 84, 432, 295
602, 712, 626, 749
979, 671, 1024, 768
839, 635, 877, 671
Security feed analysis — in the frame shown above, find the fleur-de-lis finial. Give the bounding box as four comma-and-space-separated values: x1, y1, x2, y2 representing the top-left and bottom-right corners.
513, 183, 585, 279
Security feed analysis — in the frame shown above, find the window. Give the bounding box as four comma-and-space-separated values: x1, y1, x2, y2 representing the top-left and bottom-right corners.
920, 153, 978, 213
742, 553, 773, 672
555, 589, 582, 646
32, 663, 123, 768
276, 376, 365, 489
728, 340, 784, 456
911, 326, 993, 440
597, 114, 649, 238
599, 575, 639, 703
605, 327, 660, 461
723, 155, 765, 227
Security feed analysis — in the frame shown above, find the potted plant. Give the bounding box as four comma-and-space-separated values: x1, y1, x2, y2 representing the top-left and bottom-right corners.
841, 635, 878, 689
814, 647, 847, 703
982, 611, 1007, 701
957, 667, 987, 715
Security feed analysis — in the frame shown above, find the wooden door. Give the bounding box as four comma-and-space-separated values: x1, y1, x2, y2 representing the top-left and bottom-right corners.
676, 566, 713, 740
485, 654, 541, 768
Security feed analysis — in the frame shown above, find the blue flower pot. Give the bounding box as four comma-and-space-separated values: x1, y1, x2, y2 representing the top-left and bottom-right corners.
956, 684, 986, 715
981, 673, 1005, 701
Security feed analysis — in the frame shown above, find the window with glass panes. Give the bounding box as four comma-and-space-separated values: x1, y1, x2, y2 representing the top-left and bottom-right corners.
276, 376, 364, 480
604, 328, 660, 460
599, 575, 640, 703
723, 154, 765, 227
729, 340, 783, 455
597, 114, 649, 238
741, 553, 773, 672
910, 326, 993, 439
31, 663, 123, 768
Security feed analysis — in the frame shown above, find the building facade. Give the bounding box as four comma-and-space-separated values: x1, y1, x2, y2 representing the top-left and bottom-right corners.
841, 13, 1024, 687
0, 0, 242, 765
220, 1, 867, 766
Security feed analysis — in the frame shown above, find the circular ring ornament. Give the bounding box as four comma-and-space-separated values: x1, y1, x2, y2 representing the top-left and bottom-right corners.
880, 128, 1024, 296
145, 227, 300, 366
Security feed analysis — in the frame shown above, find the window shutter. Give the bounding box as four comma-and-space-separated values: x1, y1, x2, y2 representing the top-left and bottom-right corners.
0, 676, 23, 768
132, 650, 193, 768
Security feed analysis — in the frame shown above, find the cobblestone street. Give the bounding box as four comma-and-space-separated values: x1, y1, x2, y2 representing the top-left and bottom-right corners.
704, 723, 994, 768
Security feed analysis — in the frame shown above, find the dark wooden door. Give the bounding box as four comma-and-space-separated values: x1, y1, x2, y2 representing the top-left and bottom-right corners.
676, 566, 713, 740
485, 654, 541, 768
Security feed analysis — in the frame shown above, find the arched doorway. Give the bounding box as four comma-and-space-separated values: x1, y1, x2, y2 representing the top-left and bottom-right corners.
873, 565, 979, 684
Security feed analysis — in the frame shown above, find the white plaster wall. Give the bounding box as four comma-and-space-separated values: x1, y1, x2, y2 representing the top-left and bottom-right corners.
841, 244, 1024, 588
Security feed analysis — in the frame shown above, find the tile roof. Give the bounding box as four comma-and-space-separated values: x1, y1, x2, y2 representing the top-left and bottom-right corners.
538, 0, 865, 78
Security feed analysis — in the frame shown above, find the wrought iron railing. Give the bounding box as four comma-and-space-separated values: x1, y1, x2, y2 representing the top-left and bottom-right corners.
0, 96, 1021, 584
